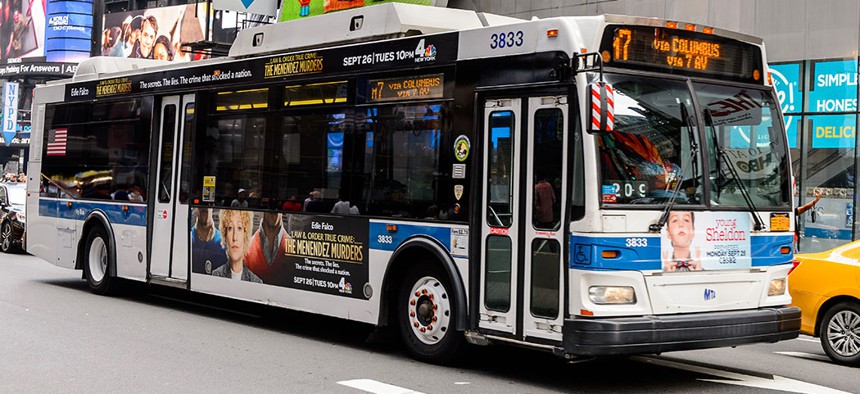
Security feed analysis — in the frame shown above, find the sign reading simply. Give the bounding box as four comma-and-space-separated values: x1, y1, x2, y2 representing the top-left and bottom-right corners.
808, 59, 857, 113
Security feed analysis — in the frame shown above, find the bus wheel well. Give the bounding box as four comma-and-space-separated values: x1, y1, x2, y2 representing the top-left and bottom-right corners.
380, 241, 465, 331
815, 295, 860, 337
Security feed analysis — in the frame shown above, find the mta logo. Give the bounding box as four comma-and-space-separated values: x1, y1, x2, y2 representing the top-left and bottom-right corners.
704, 288, 716, 301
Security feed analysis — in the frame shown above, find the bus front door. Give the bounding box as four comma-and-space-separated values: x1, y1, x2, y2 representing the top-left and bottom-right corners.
479, 96, 568, 344
149, 94, 195, 283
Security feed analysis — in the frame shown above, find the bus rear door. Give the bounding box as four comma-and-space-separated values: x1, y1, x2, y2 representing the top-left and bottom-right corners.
479, 96, 568, 344
149, 94, 195, 283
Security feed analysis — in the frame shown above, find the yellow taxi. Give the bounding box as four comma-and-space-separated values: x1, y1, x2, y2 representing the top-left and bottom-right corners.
790, 240, 860, 366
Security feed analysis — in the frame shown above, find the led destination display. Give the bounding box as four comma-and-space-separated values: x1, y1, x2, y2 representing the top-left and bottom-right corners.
367, 73, 444, 103
599, 25, 763, 83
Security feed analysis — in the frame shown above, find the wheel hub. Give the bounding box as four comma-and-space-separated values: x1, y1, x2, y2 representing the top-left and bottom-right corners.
408, 276, 451, 345
828, 310, 860, 357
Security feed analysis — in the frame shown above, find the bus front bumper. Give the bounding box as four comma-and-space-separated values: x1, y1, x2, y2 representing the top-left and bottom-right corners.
563, 306, 801, 356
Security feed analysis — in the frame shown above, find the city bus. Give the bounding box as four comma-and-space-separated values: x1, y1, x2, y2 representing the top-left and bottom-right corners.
26, 3, 800, 363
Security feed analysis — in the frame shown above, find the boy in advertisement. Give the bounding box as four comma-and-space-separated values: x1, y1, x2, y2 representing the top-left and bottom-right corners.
662, 211, 702, 272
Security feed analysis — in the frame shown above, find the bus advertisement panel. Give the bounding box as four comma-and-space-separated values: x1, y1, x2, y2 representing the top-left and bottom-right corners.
191, 208, 369, 298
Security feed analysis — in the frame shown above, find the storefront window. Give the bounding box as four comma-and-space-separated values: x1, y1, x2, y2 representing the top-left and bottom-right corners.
800, 115, 856, 252
771, 59, 859, 253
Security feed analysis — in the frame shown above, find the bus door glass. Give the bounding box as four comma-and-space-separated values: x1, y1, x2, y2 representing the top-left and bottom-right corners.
480, 98, 521, 335
522, 96, 567, 342
150, 94, 195, 281
479, 96, 568, 342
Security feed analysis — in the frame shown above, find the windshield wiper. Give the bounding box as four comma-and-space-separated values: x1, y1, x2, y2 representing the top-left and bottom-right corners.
650, 104, 697, 232
704, 109, 765, 231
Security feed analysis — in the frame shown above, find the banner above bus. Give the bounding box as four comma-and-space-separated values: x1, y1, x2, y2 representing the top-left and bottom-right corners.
598, 25, 764, 84
64, 32, 458, 102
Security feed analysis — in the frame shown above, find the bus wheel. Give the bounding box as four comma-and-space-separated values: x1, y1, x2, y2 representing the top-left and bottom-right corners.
820, 302, 860, 366
397, 266, 462, 364
84, 227, 116, 295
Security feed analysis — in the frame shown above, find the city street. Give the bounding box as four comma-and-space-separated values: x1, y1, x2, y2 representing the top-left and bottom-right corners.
1, 252, 856, 393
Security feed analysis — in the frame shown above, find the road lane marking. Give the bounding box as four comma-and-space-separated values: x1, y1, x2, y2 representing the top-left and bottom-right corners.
796, 335, 819, 343
338, 379, 424, 394
774, 351, 832, 362
633, 356, 850, 394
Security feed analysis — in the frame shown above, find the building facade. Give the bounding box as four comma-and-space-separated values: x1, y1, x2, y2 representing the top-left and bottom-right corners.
459, 0, 860, 252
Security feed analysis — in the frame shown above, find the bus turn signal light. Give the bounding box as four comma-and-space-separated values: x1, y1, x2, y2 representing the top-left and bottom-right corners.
666, 21, 678, 29
780, 246, 791, 254
684, 23, 696, 31
703, 27, 714, 34
386, 224, 398, 233
601, 250, 619, 259
546, 29, 558, 38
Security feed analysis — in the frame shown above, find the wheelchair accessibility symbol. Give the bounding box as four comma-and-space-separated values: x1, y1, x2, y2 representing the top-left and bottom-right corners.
574, 244, 591, 265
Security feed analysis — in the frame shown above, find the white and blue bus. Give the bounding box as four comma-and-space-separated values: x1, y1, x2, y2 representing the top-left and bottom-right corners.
26, 4, 799, 362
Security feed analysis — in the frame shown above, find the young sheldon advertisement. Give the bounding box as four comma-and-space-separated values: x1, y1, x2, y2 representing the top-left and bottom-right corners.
661, 211, 751, 272
190, 208, 368, 299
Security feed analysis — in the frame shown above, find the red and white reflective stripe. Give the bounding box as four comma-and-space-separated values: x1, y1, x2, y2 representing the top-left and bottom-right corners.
591, 83, 615, 130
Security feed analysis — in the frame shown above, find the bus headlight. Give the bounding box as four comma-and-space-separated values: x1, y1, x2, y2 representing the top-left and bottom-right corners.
589, 286, 636, 304
768, 279, 786, 296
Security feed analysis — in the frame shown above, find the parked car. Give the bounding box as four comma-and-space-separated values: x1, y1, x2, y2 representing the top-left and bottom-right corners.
790, 241, 860, 366
0, 183, 26, 253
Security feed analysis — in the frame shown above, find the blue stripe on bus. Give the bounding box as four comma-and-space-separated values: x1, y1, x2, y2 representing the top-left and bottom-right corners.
38, 199, 148, 227
569, 234, 794, 270
368, 222, 452, 252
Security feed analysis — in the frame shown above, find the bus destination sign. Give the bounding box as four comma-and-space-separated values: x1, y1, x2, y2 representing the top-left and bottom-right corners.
367, 73, 445, 103
599, 25, 763, 83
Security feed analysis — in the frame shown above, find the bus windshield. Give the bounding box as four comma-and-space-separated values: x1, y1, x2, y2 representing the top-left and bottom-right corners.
696, 83, 790, 208
597, 74, 702, 205
597, 74, 790, 208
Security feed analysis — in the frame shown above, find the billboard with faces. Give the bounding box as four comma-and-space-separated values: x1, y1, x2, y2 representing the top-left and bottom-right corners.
101, 4, 212, 63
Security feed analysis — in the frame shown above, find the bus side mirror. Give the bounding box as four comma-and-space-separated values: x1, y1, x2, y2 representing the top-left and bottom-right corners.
588, 82, 614, 134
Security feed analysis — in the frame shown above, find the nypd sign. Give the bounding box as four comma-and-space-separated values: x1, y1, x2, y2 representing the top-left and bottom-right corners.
2, 82, 18, 146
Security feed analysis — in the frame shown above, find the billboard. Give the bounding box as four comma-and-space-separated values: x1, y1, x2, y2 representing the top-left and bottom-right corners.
213, 0, 278, 17
279, 0, 447, 22
0, 0, 48, 61
101, 4, 212, 62
45, 0, 94, 62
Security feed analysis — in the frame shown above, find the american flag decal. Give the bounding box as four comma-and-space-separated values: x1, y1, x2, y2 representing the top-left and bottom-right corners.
46, 128, 68, 156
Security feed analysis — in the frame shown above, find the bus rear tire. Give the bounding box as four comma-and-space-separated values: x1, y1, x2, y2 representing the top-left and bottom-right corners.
397, 265, 463, 364
84, 227, 117, 295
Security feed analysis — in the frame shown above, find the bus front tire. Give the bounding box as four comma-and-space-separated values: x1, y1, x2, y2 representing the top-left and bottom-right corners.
397, 265, 463, 364
83, 227, 117, 295
819, 302, 860, 366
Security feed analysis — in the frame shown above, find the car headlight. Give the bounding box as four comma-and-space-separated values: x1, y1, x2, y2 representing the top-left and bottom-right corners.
768, 278, 786, 296
589, 286, 636, 304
